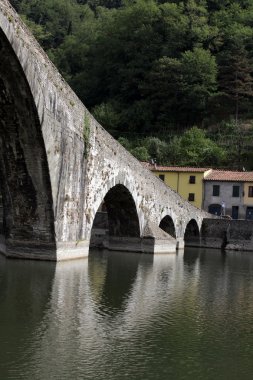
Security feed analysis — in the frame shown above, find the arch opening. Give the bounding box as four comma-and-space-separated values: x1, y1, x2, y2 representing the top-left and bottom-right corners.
89, 184, 140, 252
208, 204, 222, 216
184, 219, 200, 247
0, 29, 55, 257
159, 215, 176, 238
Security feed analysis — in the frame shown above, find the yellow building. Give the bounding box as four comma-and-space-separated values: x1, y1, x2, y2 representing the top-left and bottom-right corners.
144, 164, 212, 209
243, 180, 253, 220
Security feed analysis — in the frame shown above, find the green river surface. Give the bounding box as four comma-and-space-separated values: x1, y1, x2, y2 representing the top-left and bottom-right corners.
0, 248, 253, 380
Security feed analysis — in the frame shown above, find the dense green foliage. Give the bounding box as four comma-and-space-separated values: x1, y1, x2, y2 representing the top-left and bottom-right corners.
119, 127, 227, 166
11, 0, 253, 168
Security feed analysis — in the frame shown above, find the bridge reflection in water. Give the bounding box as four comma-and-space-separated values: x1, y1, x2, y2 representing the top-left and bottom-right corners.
0, 248, 253, 380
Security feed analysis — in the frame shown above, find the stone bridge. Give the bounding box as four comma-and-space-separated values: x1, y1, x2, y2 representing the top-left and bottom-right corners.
0, 0, 209, 261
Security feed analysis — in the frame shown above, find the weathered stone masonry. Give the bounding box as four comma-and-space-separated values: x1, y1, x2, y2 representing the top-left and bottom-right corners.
0, 0, 210, 260
201, 219, 253, 252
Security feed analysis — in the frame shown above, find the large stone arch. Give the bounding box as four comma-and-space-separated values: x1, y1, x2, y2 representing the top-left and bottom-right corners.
0, 28, 56, 259
89, 183, 141, 252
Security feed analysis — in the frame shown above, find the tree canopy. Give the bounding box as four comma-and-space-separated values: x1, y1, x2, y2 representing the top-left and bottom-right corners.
11, 0, 253, 168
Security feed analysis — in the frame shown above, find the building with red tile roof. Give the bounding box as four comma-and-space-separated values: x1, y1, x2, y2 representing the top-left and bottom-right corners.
204, 170, 253, 182
142, 163, 211, 173
203, 170, 253, 219
142, 162, 212, 209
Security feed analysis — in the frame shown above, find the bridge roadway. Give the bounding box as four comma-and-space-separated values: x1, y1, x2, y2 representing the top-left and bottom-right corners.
0, 0, 209, 261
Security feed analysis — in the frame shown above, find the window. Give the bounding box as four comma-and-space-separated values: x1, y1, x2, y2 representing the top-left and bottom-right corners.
232, 185, 240, 197
232, 206, 239, 219
188, 193, 195, 202
159, 174, 165, 181
248, 186, 253, 197
189, 175, 196, 184
246, 207, 253, 220
213, 185, 220, 196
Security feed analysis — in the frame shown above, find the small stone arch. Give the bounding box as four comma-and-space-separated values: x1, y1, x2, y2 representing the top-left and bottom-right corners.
159, 215, 176, 238
89, 184, 141, 252
184, 219, 200, 247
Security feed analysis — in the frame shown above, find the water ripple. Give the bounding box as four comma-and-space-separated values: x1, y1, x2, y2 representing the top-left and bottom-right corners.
0, 249, 253, 379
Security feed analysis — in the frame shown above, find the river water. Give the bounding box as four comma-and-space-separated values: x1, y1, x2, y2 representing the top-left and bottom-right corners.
0, 248, 253, 380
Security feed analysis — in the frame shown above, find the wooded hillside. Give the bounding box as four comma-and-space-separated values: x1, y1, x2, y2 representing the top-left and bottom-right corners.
11, 0, 253, 168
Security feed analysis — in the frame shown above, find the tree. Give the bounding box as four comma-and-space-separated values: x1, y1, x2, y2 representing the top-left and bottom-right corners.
20, 15, 52, 46
92, 102, 120, 135
143, 47, 217, 127
218, 45, 253, 124
168, 127, 227, 166
130, 146, 150, 161
19, 0, 85, 49
118, 137, 132, 151
144, 137, 168, 164
181, 47, 218, 123
9, 0, 22, 11
159, 2, 188, 57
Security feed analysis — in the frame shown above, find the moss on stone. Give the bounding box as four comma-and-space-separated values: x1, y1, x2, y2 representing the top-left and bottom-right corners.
83, 113, 90, 158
